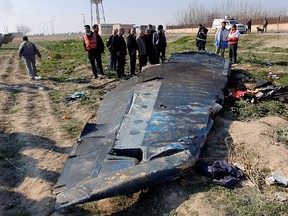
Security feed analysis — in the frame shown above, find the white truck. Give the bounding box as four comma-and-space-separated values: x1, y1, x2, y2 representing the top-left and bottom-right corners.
212, 18, 246, 34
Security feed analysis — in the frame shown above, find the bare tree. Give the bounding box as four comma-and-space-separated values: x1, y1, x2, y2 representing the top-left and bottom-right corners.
173, 0, 287, 26
16, 24, 32, 35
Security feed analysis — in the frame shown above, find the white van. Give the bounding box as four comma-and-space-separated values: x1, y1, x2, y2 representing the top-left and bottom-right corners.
212, 18, 246, 34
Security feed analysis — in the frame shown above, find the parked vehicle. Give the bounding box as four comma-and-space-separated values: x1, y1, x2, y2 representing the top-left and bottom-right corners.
212, 18, 246, 34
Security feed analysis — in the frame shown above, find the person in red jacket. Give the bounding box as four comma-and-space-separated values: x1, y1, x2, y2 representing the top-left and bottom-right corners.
227, 24, 240, 64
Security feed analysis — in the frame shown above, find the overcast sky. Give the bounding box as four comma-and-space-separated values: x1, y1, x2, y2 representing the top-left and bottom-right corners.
0, 0, 287, 34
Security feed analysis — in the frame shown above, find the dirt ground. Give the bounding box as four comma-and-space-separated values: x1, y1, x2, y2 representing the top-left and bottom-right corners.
0, 36, 288, 216
0, 45, 115, 215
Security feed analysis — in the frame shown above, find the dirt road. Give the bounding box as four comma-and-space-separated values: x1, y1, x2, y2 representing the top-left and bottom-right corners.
0, 47, 75, 215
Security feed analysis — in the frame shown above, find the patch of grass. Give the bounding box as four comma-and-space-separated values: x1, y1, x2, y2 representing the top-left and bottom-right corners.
5, 210, 31, 216
0, 151, 12, 160
209, 186, 287, 216
37, 39, 87, 76
0, 133, 24, 160
273, 73, 288, 86
37, 39, 111, 78
249, 70, 269, 81
80, 90, 101, 107
49, 90, 64, 103
238, 52, 265, 64
0, 186, 16, 192
36, 126, 55, 139
62, 118, 84, 139
263, 47, 288, 53
271, 127, 288, 148
169, 35, 217, 53
168, 36, 196, 54
222, 99, 288, 121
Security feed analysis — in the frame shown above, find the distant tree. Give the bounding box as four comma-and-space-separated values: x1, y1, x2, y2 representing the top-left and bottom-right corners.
16, 24, 32, 35
173, 0, 287, 27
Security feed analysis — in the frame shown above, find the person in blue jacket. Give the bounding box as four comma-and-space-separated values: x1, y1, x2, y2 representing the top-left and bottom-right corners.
215, 21, 229, 57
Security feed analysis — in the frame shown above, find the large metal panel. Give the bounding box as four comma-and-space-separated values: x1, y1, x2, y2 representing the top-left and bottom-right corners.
54, 51, 230, 210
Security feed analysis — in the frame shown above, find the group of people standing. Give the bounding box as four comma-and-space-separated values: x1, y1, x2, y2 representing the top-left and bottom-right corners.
18, 22, 242, 81
215, 21, 240, 64
246, 18, 268, 34
84, 24, 167, 79
196, 21, 240, 64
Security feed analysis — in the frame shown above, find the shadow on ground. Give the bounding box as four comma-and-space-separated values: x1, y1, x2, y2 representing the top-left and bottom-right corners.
0, 132, 70, 216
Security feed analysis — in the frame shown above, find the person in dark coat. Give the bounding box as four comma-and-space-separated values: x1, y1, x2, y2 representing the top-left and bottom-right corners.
136, 30, 147, 72
145, 25, 158, 64
106, 29, 118, 71
196, 24, 208, 51
246, 19, 252, 34
153, 25, 167, 63
92, 24, 105, 77
18, 36, 41, 80
263, 18, 268, 33
112, 28, 127, 78
127, 27, 138, 75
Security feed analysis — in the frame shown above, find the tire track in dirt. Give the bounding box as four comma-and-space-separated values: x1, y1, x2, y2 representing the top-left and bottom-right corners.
0, 51, 72, 215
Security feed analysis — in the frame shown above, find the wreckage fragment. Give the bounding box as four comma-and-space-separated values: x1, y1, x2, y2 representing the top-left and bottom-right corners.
54, 51, 230, 210
0, 33, 14, 47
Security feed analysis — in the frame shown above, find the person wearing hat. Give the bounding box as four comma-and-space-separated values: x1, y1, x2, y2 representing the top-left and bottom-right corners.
227, 24, 240, 64
83, 24, 98, 79
153, 24, 167, 63
18, 36, 42, 80
215, 21, 229, 57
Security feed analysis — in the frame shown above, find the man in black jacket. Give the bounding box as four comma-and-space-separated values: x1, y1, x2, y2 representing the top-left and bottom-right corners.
153, 25, 167, 63
112, 28, 127, 78
127, 27, 138, 75
196, 24, 208, 51
92, 24, 105, 77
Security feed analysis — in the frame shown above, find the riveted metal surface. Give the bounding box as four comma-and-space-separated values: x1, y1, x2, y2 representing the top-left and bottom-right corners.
55, 51, 230, 210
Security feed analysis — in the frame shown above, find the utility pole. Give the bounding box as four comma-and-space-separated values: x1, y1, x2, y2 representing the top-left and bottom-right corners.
90, 0, 93, 26
1, 16, 7, 34
50, 17, 55, 35
81, 13, 86, 26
